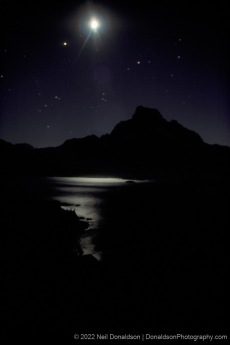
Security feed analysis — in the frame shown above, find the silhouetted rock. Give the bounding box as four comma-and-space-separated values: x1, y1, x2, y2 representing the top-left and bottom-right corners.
60, 135, 99, 150
14, 143, 34, 151
111, 106, 203, 147
133, 105, 165, 123
0, 106, 229, 180
0, 138, 14, 150
168, 119, 203, 146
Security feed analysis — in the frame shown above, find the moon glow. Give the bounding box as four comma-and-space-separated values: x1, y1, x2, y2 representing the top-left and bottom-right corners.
89, 18, 100, 32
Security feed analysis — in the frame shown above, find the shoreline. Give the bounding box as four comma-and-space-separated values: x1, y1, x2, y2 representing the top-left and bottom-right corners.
2, 178, 229, 339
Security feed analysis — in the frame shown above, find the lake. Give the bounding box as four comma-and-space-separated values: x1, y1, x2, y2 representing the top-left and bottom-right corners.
1, 174, 228, 335
0, 175, 151, 260
46, 177, 151, 260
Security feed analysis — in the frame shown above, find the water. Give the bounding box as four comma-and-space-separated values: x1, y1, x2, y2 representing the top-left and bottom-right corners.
47, 177, 149, 260
48, 177, 128, 228
0, 175, 151, 261
2, 175, 227, 332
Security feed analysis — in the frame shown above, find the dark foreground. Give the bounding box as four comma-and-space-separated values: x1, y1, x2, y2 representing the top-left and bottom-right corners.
1, 178, 229, 342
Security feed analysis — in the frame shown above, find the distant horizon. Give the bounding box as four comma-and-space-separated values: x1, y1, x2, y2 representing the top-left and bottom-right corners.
1, 105, 229, 149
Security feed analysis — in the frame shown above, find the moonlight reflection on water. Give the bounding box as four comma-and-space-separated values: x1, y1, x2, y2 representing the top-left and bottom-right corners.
48, 177, 149, 260
49, 177, 129, 229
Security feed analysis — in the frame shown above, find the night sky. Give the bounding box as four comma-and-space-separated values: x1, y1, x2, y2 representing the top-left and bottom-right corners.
0, 0, 229, 148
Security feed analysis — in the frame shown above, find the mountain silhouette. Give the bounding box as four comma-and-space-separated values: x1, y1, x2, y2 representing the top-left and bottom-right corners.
1, 107, 229, 338
1, 106, 230, 179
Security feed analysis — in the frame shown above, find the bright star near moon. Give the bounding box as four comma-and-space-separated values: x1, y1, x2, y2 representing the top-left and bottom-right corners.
89, 18, 100, 32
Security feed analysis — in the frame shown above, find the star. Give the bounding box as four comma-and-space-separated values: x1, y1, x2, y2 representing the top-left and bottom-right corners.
63, 42, 68, 46
101, 92, 108, 103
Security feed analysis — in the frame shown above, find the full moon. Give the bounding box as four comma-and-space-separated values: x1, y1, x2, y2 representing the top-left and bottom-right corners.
89, 18, 100, 32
